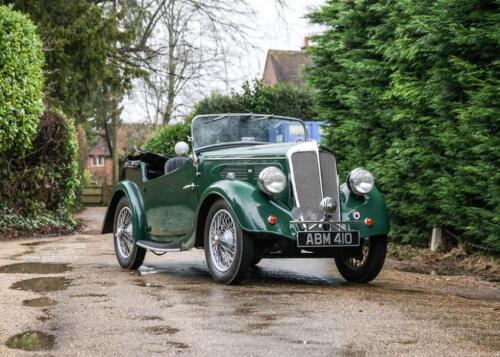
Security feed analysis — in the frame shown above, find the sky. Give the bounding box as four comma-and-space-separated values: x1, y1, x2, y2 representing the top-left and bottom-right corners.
122, 0, 325, 123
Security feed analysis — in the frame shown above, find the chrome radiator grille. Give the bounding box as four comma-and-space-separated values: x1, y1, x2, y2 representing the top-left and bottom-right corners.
289, 145, 340, 221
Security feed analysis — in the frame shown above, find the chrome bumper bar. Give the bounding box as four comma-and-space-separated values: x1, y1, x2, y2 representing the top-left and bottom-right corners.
290, 220, 359, 224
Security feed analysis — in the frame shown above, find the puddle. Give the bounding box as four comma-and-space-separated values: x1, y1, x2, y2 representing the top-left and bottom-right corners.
5, 331, 55, 351
233, 307, 256, 315
0, 262, 71, 274
37, 308, 55, 322
11, 277, 71, 293
259, 313, 278, 321
23, 297, 57, 307
144, 325, 180, 335
21, 241, 51, 247
71, 293, 107, 298
250, 289, 315, 296
134, 279, 162, 288
135, 315, 164, 321
247, 322, 271, 330
287, 339, 328, 345
96, 281, 115, 287
165, 341, 189, 349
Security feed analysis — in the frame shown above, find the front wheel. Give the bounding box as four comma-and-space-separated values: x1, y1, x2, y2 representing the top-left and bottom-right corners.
204, 199, 253, 284
113, 196, 146, 269
334, 235, 387, 283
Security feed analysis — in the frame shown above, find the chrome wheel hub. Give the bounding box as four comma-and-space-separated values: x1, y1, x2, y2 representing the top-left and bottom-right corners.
116, 207, 134, 259
208, 209, 236, 272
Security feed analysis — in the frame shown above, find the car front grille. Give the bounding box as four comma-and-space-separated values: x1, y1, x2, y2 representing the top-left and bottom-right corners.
289, 145, 340, 221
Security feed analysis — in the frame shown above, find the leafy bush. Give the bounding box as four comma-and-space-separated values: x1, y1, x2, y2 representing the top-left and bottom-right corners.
0, 202, 75, 237
144, 123, 191, 156
191, 80, 318, 119
0, 108, 80, 235
0, 5, 44, 155
307, 0, 500, 249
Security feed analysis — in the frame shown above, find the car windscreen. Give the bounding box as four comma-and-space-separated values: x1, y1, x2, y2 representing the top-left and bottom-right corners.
191, 114, 308, 150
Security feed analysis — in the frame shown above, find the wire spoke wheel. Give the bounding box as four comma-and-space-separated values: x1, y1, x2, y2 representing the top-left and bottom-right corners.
345, 238, 370, 269
116, 206, 133, 259
208, 209, 236, 272
335, 235, 387, 283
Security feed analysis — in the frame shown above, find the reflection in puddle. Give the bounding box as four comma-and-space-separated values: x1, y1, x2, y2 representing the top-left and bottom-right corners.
23, 297, 57, 307
11, 277, 71, 292
0, 262, 71, 274
5, 331, 55, 351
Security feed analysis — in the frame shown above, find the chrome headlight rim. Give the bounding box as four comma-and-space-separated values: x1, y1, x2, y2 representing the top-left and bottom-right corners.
348, 168, 375, 196
258, 166, 286, 195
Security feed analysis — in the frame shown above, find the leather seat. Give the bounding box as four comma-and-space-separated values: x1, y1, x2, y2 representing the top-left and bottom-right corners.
164, 156, 188, 174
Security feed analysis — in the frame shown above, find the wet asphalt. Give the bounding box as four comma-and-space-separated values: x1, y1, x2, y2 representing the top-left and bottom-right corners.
0, 207, 498, 356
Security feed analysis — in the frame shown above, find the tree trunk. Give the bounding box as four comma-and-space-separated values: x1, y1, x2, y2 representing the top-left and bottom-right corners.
111, 94, 119, 185
162, 0, 177, 125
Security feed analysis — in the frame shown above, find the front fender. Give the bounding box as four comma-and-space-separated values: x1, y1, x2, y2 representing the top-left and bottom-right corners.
340, 184, 390, 238
101, 180, 148, 242
198, 180, 293, 238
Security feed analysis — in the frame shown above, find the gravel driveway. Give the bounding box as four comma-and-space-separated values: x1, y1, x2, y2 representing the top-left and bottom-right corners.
0, 207, 498, 356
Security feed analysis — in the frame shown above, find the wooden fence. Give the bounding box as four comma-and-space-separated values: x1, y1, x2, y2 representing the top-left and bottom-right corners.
81, 185, 104, 206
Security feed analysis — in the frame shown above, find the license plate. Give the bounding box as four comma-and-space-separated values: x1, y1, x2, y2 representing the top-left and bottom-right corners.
297, 231, 360, 248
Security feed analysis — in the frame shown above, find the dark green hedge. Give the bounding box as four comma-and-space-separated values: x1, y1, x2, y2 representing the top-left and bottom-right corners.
0, 5, 44, 155
307, 0, 499, 249
190, 80, 318, 120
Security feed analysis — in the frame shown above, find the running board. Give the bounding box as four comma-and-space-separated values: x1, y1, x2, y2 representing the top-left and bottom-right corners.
136, 240, 180, 252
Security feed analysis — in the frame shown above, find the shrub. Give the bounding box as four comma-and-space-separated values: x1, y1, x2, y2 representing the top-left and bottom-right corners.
307, 0, 500, 250
0, 108, 80, 234
144, 123, 191, 156
0, 5, 44, 155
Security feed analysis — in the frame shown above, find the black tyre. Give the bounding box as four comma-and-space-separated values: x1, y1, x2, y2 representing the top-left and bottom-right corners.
204, 199, 253, 284
334, 235, 387, 283
113, 196, 146, 269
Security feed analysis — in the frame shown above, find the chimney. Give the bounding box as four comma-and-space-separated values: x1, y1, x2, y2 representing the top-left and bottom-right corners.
302, 37, 309, 50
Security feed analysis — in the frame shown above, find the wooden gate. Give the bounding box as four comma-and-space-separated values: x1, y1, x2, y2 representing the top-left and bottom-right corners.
82, 185, 103, 206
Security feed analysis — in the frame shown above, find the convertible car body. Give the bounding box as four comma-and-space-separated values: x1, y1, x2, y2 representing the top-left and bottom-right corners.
102, 114, 390, 284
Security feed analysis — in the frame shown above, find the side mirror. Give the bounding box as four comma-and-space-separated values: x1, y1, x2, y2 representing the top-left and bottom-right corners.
175, 141, 189, 156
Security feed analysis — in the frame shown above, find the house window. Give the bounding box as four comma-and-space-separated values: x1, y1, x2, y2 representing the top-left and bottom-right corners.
92, 155, 105, 167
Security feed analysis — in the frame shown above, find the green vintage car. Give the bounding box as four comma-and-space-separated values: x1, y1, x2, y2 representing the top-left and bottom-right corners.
102, 114, 390, 284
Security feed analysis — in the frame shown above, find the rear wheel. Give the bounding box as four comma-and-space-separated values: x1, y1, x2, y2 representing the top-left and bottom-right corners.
334, 235, 387, 283
113, 196, 146, 269
204, 199, 253, 284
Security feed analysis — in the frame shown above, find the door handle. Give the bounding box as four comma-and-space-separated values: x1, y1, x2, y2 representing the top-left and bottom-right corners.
182, 183, 197, 191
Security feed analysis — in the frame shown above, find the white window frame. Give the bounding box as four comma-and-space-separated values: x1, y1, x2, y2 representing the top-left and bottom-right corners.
92, 155, 105, 167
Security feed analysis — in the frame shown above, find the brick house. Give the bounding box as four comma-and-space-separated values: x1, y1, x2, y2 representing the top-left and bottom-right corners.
262, 48, 311, 86
85, 123, 154, 184
86, 136, 112, 184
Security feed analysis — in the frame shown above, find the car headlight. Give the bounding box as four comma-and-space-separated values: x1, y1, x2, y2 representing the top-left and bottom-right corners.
258, 167, 286, 195
348, 168, 374, 195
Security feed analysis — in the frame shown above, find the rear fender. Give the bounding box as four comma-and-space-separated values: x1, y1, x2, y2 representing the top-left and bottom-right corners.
101, 180, 148, 242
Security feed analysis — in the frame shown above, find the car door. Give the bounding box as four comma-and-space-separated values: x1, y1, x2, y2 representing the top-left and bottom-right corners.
143, 159, 198, 241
